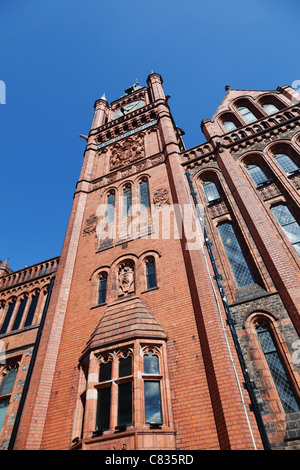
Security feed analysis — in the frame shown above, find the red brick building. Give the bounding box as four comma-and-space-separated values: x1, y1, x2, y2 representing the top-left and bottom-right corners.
1, 73, 300, 450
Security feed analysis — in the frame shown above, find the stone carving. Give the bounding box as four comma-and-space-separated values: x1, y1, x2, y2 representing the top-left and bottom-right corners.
153, 188, 170, 206
118, 262, 135, 296
110, 135, 144, 171
83, 214, 98, 235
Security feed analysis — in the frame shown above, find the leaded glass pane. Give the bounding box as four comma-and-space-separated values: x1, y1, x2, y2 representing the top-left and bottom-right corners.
262, 104, 279, 115
119, 355, 132, 378
144, 381, 162, 424
140, 180, 149, 209
275, 154, 298, 174
218, 223, 254, 288
105, 192, 115, 224
96, 387, 111, 430
247, 164, 269, 186
123, 186, 131, 216
203, 182, 221, 203
223, 121, 237, 132
143, 351, 159, 375
271, 205, 300, 255
256, 323, 300, 414
237, 106, 257, 123
0, 367, 17, 396
118, 382, 132, 426
0, 399, 9, 432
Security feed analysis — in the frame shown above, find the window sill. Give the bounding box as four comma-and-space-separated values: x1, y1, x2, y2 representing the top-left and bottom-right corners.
141, 287, 159, 294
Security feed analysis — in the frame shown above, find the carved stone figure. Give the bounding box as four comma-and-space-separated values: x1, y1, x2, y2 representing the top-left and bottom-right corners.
153, 188, 170, 206
118, 262, 135, 296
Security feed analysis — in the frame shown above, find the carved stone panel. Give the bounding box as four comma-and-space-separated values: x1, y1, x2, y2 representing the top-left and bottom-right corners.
110, 135, 144, 171
118, 262, 135, 297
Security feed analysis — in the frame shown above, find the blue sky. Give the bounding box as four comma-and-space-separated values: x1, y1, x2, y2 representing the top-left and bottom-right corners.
0, 0, 299, 271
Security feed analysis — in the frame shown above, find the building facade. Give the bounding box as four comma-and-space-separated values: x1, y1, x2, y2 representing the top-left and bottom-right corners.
1, 74, 300, 450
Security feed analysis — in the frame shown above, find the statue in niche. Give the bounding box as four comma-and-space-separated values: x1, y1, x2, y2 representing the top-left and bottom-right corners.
118, 262, 135, 296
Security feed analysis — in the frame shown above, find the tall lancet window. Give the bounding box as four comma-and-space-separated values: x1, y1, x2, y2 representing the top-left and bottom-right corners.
123, 185, 131, 217
105, 191, 115, 224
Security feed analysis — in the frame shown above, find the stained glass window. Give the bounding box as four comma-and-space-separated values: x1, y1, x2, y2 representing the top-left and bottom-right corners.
256, 323, 300, 414
218, 222, 254, 288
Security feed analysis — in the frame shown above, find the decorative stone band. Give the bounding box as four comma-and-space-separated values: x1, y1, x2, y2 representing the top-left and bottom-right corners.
97, 120, 158, 150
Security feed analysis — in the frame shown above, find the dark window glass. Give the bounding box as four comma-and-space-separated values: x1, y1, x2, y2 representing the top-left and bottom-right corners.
123, 186, 131, 216
262, 103, 279, 115
144, 381, 162, 424
118, 382, 132, 426
0, 367, 17, 396
218, 222, 254, 288
11, 298, 27, 331
0, 302, 16, 335
275, 153, 298, 174
256, 323, 300, 414
271, 205, 300, 256
119, 355, 132, 378
99, 360, 112, 382
203, 181, 221, 203
98, 276, 107, 305
140, 180, 150, 209
146, 260, 156, 290
0, 399, 9, 432
105, 192, 115, 224
143, 351, 159, 375
96, 387, 111, 430
247, 164, 269, 186
24, 294, 39, 327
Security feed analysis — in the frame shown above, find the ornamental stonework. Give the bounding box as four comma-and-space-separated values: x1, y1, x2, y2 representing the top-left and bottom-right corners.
153, 188, 170, 206
110, 135, 144, 171
83, 214, 98, 235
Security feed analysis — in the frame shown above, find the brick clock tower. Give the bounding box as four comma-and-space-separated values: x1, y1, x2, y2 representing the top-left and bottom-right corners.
7, 73, 300, 451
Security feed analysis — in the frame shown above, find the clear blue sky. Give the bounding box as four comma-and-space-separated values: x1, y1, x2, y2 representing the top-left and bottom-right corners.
0, 0, 299, 271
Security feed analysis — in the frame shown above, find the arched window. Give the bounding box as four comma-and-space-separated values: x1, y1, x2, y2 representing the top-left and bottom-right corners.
271, 205, 300, 256
274, 153, 299, 174
0, 300, 16, 335
237, 106, 257, 124
139, 179, 150, 210
0, 364, 18, 433
24, 292, 40, 327
256, 322, 300, 414
105, 191, 115, 224
217, 222, 254, 288
98, 273, 108, 305
246, 164, 270, 186
143, 350, 162, 425
145, 258, 156, 290
123, 185, 131, 217
11, 297, 28, 331
223, 120, 237, 132
203, 181, 221, 204
262, 103, 279, 115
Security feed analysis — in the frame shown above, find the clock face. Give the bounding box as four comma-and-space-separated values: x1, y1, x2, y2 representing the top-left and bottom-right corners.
112, 100, 145, 120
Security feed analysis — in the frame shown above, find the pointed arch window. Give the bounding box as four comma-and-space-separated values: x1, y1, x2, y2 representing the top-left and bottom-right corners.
11, 297, 28, 331
123, 185, 131, 217
0, 300, 16, 335
237, 106, 257, 124
24, 292, 40, 327
271, 204, 300, 256
246, 164, 270, 187
274, 153, 299, 174
256, 322, 300, 414
139, 179, 150, 210
98, 273, 108, 305
105, 191, 115, 224
203, 181, 221, 204
146, 258, 156, 290
218, 222, 254, 288
0, 364, 18, 433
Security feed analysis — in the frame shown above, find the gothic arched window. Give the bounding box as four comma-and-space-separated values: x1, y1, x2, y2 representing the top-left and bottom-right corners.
223, 120, 237, 132
271, 204, 300, 256
105, 191, 115, 224
0, 364, 18, 433
123, 185, 131, 217
262, 103, 279, 115
203, 181, 221, 204
256, 322, 300, 414
217, 222, 254, 288
246, 164, 270, 187
274, 153, 299, 174
24, 291, 40, 327
237, 106, 257, 124
98, 273, 108, 305
139, 179, 150, 210
145, 258, 156, 290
